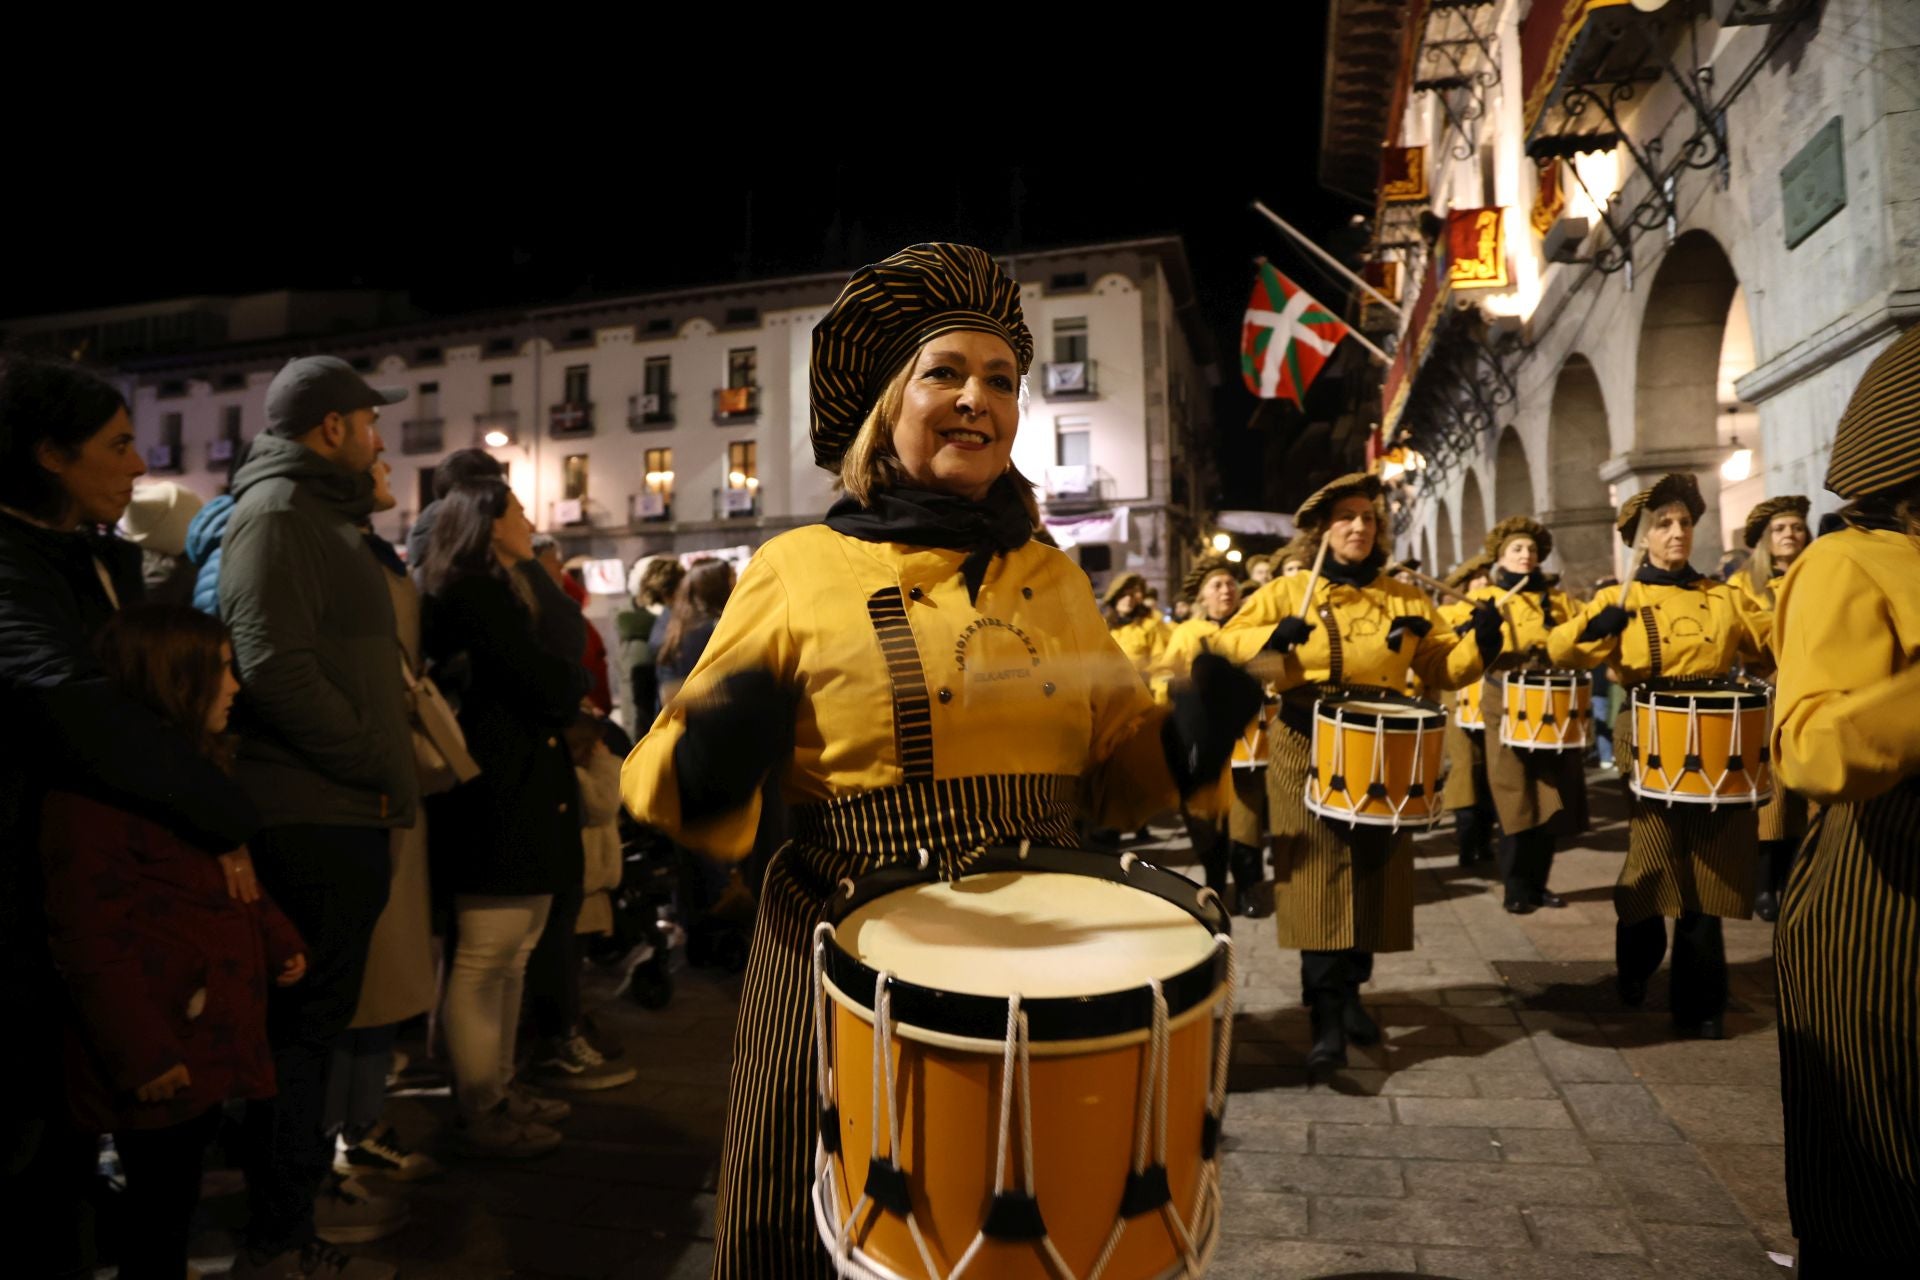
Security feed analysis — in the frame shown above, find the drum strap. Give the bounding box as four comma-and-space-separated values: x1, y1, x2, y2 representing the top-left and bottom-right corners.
1638, 606, 1663, 679
1320, 605, 1345, 685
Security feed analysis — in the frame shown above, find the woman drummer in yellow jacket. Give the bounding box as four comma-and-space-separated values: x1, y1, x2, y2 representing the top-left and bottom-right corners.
1102, 571, 1168, 683
1210, 474, 1501, 1071
1771, 324, 1920, 1276
1547, 473, 1763, 1039
620, 244, 1258, 1279
1726, 494, 1811, 921
1150, 556, 1271, 916
1437, 553, 1496, 869
1469, 518, 1589, 914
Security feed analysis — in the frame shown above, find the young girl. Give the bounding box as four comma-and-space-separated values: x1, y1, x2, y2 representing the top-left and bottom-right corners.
40, 604, 306, 1280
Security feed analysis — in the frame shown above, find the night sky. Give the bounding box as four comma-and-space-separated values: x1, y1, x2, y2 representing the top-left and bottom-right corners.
5, 26, 1356, 510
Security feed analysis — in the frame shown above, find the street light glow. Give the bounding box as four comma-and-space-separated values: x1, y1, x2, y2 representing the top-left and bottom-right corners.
1211, 532, 1232, 552
484, 429, 510, 448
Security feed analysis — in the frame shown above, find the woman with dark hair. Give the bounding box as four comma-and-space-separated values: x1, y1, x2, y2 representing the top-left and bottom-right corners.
421, 479, 588, 1158
1772, 325, 1920, 1275
615, 555, 685, 733
653, 557, 735, 702
621, 243, 1259, 1276
41, 604, 306, 1280
0, 355, 263, 1279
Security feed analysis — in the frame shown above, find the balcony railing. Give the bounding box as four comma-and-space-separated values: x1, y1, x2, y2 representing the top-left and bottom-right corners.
474, 410, 519, 447
548, 402, 594, 439
207, 435, 239, 469
721, 486, 759, 519
713, 385, 760, 423
1043, 464, 1115, 502
631, 491, 672, 523
628, 391, 675, 430
400, 418, 445, 455
1041, 360, 1097, 400
145, 442, 183, 474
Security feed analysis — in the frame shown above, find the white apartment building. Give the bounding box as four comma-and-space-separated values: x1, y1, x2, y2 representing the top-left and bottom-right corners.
1322, 0, 1918, 587
108, 236, 1217, 601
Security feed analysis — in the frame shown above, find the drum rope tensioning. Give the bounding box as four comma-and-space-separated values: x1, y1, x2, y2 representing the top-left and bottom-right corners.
808, 843, 1238, 1279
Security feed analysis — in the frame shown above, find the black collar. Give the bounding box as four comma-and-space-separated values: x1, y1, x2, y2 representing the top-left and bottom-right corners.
824, 475, 1034, 603
1634, 562, 1704, 587
1319, 553, 1379, 587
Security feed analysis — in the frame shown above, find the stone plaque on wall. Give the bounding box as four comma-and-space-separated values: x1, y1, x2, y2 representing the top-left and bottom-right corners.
1781, 116, 1846, 250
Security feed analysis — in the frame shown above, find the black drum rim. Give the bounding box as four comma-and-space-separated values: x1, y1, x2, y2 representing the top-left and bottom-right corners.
819, 845, 1231, 1043
1500, 668, 1593, 688
1314, 686, 1446, 733
1637, 677, 1771, 710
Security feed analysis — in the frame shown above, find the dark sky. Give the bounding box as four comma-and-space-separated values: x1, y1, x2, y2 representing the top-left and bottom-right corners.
5, 26, 1359, 508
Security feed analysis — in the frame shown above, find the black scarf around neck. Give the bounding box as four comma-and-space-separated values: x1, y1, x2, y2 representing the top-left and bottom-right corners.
1319, 552, 1380, 588
1493, 565, 1554, 610
825, 475, 1034, 603
1634, 562, 1703, 587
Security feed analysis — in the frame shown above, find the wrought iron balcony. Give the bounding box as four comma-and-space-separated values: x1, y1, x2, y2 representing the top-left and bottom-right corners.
548, 402, 594, 439
713, 385, 760, 423
628, 391, 676, 430
1041, 361, 1097, 400
400, 418, 445, 455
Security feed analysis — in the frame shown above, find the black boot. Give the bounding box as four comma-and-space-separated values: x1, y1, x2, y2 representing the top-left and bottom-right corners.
1229, 843, 1271, 918
1307, 993, 1348, 1073
1453, 807, 1491, 868
1342, 982, 1381, 1046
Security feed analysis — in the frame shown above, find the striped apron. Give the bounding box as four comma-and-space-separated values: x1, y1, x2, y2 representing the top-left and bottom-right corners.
1481, 667, 1590, 838
1264, 692, 1416, 954
710, 775, 1083, 1279
1775, 780, 1920, 1258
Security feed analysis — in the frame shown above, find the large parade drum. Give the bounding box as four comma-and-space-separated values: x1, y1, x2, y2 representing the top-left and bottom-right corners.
1229, 696, 1278, 771
1628, 679, 1774, 807
1454, 679, 1486, 731
1497, 669, 1593, 752
811, 846, 1236, 1279
1304, 690, 1448, 829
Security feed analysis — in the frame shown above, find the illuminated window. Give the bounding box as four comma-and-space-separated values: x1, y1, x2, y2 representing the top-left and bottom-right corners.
727, 348, 757, 389
563, 454, 589, 501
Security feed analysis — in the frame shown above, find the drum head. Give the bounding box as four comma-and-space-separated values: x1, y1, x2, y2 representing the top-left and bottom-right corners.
1317, 687, 1446, 730
820, 846, 1229, 1043
1638, 678, 1770, 710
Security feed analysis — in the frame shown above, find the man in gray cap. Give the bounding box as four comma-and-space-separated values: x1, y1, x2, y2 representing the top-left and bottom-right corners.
220, 356, 415, 1279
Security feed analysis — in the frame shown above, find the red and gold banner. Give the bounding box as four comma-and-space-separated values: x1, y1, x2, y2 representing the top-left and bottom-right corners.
1381, 259, 1444, 437
1362, 260, 1404, 303
1446, 207, 1510, 291
1531, 159, 1567, 237
1521, 0, 1630, 134
1379, 146, 1429, 204
1383, 0, 1431, 156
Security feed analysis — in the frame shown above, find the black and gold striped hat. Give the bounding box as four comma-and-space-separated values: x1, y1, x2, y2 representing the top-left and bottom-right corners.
1295, 472, 1384, 529
1827, 323, 1920, 498
1484, 515, 1553, 563
1741, 495, 1811, 549
1444, 552, 1492, 591
1102, 572, 1148, 607
809, 243, 1034, 471
1616, 472, 1705, 545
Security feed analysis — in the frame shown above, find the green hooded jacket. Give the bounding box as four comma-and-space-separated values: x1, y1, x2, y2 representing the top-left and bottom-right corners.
219, 434, 417, 829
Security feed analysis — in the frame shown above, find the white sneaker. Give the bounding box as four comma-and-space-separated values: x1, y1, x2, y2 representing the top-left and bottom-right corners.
313, 1173, 410, 1244
455, 1102, 563, 1158
334, 1122, 445, 1181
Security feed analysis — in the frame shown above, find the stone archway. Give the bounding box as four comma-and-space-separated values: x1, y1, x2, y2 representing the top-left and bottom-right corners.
1493, 427, 1534, 521
1605, 230, 1743, 564
1436, 499, 1456, 570
1459, 470, 1489, 561
1546, 354, 1616, 588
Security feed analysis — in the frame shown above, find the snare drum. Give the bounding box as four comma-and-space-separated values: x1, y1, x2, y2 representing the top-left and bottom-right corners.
1454, 679, 1486, 731
1230, 697, 1278, 770
1304, 690, 1448, 829
811, 847, 1235, 1280
1498, 669, 1594, 752
1629, 680, 1774, 807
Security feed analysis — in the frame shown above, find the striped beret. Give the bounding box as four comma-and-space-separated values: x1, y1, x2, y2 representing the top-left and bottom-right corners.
1182, 554, 1241, 602
1295, 472, 1384, 529
1827, 323, 1920, 498
1741, 494, 1811, 548
1485, 515, 1553, 563
1616, 472, 1705, 545
809, 243, 1033, 471
1444, 552, 1492, 590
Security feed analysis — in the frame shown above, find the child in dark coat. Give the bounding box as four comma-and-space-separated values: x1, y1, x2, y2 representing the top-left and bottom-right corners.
39, 604, 306, 1280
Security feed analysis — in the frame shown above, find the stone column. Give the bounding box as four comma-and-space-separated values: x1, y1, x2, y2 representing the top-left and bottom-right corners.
1541, 504, 1619, 594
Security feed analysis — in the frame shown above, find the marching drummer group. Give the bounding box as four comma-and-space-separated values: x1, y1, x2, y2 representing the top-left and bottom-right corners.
619, 241, 1920, 1277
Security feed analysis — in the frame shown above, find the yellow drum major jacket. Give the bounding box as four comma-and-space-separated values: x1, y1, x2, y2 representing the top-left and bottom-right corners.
1110, 612, 1170, 681
621, 525, 1178, 860
1547, 575, 1760, 683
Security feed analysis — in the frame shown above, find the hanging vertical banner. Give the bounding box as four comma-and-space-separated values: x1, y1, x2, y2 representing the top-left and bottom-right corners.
1531, 159, 1567, 237
1446, 207, 1510, 290
1379, 146, 1430, 203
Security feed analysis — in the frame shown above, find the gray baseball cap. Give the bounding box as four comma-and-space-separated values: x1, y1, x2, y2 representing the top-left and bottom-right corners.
265, 356, 407, 437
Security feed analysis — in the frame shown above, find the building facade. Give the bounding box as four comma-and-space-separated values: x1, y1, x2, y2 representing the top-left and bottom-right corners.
1322, 0, 1917, 588
102, 237, 1216, 601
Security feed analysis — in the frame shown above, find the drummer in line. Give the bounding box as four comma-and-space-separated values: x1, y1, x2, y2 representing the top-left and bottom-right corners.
620, 243, 1259, 1278
1438, 553, 1496, 870
1153, 556, 1271, 916
1726, 494, 1812, 922
1547, 473, 1763, 1040
1469, 518, 1589, 914
1103, 571, 1169, 684
1210, 474, 1503, 1072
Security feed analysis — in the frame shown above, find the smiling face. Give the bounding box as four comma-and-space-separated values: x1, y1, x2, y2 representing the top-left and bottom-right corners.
35, 406, 146, 528
1326, 495, 1378, 565
1498, 535, 1538, 576
1767, 513, 1808, 565
891, 331, 1020, 501
1645, 502, 1695, 570
1198, 570, 1240, 621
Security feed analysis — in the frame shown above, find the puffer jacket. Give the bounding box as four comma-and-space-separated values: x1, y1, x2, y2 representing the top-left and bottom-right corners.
184, 494, 234, 617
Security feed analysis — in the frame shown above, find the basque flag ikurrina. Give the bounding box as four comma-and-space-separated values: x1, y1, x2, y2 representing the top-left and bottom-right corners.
1240, 262, 1352, 407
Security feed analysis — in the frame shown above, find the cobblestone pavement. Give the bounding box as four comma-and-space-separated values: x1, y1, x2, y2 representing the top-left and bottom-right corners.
188, 769, 1793, 1278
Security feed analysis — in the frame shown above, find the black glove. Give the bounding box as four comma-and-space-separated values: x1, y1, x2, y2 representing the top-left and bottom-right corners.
1462, 602, 1504, 665
1266, 615, 1315, 654
1162, 653, 1264, 796
1386, 615, 1432, 653
673, 669, 798, 821
1578, 604, 1633, 643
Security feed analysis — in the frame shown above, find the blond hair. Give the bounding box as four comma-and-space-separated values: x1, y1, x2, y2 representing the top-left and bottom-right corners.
835, 352, 1042, 529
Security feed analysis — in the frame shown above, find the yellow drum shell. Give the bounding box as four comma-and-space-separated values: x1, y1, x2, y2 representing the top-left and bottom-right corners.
1230, 698, 1278, 769
1454, 679, 1485, 731
1305, 694, 1447, 828
1498, 670, 1594, 752
1629, 682, 1774, 806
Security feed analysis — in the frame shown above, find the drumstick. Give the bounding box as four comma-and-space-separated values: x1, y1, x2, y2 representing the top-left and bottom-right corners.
1387, 562, 1476, 607
1296, 535, 1330, 620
